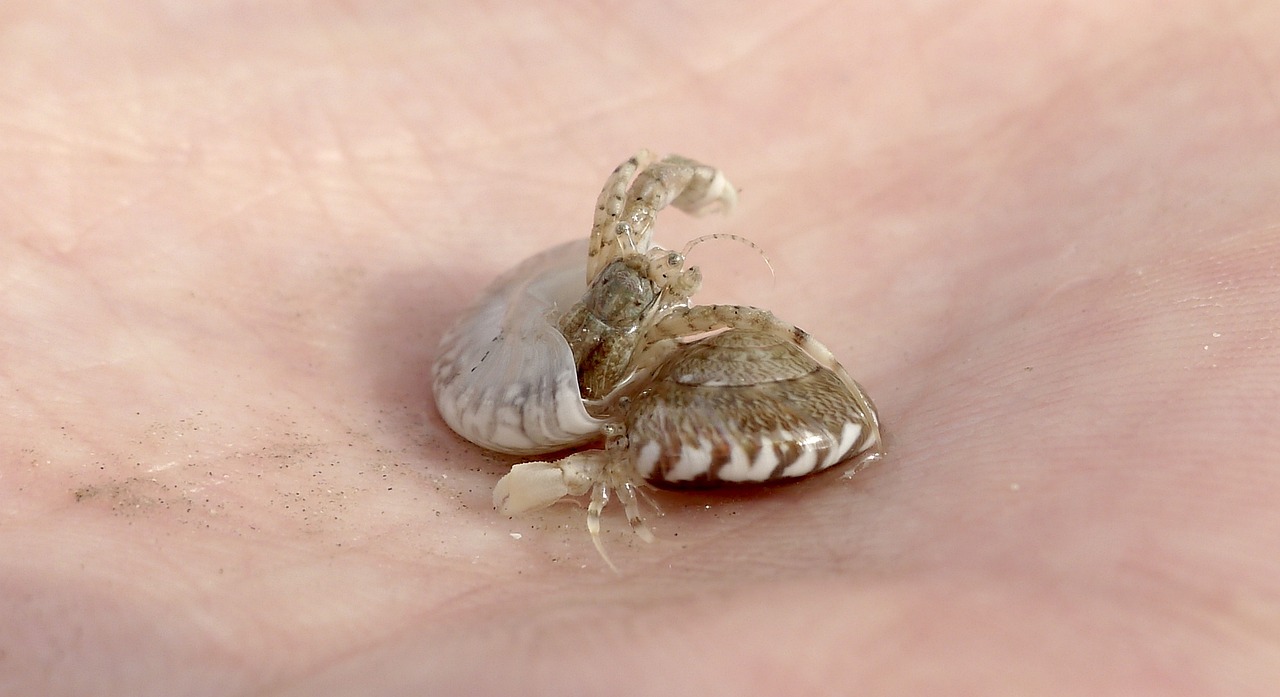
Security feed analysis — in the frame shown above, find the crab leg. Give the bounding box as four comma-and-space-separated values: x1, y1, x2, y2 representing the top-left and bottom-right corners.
588, 150, 655, 282
586, 152, 737, 283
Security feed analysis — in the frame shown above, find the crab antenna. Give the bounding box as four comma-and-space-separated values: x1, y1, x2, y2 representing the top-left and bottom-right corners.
680, 233, 775, 281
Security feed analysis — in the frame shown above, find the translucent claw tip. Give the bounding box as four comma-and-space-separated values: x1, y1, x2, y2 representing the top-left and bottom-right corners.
591, 529, 620, 574
632, 522, 655, 544
587, 482, 620, 573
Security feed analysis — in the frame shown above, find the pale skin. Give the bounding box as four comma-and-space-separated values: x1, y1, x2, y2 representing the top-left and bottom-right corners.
3, 2, 1279, 695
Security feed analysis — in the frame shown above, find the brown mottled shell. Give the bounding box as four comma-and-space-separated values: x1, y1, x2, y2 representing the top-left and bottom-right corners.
624, 328, 878, 488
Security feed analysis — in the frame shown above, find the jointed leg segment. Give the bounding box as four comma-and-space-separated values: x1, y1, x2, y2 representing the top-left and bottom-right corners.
587, 151, 738, 283
492, 436, 657, 572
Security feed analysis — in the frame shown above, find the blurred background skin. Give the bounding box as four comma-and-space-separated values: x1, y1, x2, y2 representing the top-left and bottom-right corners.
2, 2, 1278, 695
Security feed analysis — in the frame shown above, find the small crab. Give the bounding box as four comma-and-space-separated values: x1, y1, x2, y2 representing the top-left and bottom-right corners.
433, 151, 882, 568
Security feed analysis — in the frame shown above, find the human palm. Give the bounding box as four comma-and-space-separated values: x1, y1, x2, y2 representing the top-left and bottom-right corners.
4, 3, 1278, 695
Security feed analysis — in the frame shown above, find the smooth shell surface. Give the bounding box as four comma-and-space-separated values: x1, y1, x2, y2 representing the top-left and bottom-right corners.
432, 239, 604, 455
625, 326, 879, 487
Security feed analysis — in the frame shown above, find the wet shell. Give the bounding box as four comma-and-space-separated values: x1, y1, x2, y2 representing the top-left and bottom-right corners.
624, 326, 880, 487
432, 239, 604, 455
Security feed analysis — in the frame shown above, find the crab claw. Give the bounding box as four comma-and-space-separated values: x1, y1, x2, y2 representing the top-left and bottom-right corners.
671, 163, 738, 217
492, 453, 601, 515
494, 462, 569, 515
